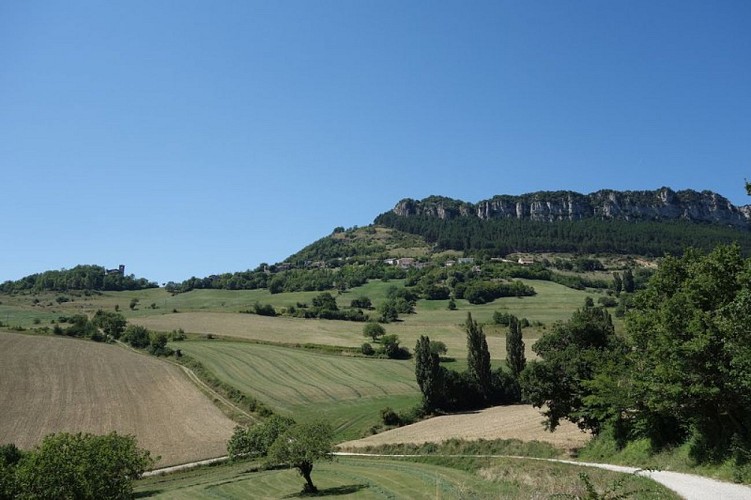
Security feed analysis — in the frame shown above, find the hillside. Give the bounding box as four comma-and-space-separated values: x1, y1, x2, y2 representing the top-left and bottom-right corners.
375, 187, 751, 256
0, 333, 235, 466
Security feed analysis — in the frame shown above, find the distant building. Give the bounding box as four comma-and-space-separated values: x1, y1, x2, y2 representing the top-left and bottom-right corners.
396, 258, 416, 268
458, 257, 475, 264
518, 258, 535, 266
105, 265, 125, 276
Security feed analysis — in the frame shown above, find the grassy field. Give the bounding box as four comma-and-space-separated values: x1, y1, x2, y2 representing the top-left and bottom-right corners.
173, 341, 421, 441
129, 278, 594, 361
135, 455, 679, 499
0, 332, 236, 467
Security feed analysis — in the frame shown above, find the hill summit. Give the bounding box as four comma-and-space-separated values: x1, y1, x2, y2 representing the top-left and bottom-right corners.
385, 188, 750, 229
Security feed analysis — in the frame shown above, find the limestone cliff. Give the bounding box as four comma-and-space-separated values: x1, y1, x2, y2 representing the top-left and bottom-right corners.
391, 188, 750, 229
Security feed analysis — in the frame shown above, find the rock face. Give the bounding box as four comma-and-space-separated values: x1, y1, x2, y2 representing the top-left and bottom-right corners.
391, 188, 751, 229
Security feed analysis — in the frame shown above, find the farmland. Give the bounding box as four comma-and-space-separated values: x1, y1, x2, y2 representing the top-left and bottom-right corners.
338, 405, 591, 452
174, 341, 421, 440
0, 332, 235, 467
135, 455, 678, 499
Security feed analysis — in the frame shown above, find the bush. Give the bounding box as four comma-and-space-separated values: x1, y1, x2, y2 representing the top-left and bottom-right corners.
361, 343, 375, 356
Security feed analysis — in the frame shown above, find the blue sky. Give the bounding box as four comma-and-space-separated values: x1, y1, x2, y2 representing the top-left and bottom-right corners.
2, 1, 750, 284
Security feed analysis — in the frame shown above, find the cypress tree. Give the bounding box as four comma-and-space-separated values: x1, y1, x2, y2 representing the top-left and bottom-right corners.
465, 313, 492, 401
414, 335, 441, 411
506, 315, 526, 377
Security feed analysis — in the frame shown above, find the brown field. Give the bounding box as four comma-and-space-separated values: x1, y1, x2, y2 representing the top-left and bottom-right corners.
0, 332, 235, 467
338, 404, 591, 451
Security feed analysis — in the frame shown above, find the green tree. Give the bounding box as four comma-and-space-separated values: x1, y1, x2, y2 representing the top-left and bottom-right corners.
128, 298, 139, 311
628, 244, 751, 458
266, 421, 333, 494
465, 313, 492, 400
311, 292, 338, 312
379, 334, 406, 359
121, 325, 150, 349
415, 336, 442, 411
377, 300, 399, 323
363, 322, 385, 342
622, 269, 635, 293
227, 415, 295, 460
521, 302, 625, 434
92, 310, 127, 339
429, 340, 448, 357
506, 315, 526, 377
14, 432, 153, 499
612, 272, 623, 295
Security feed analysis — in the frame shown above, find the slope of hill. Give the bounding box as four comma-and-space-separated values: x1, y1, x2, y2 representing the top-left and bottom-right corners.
0, 333, 235, 466
375, 188, 751, 256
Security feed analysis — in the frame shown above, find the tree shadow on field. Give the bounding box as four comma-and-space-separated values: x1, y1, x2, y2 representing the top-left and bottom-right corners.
284, 483, 368, 497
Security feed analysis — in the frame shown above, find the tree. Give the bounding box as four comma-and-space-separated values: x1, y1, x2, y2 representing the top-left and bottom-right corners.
350, 296, 372, 309
465, 313, 492, 400
92, 310, 127, 339
379, 334, 407, 359
415, 336, 442, 411
622, 269, 635, 293
227, 415, 295, 460
627, 244, 751, 458
429, 340, 448, 357
266, 421, 333, 494
612, 272, 623, 295
377, 300, 399, 323
363, 322, 385, 342
129, 298, 139, 311
311, 292, 338, 312
521, 302, 626, 434
13, 432, 153, 499
121, 325, 150, 349
506, 315, 526, 377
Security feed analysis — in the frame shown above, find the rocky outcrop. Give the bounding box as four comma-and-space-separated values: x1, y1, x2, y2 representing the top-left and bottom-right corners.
390, 188, 751, 229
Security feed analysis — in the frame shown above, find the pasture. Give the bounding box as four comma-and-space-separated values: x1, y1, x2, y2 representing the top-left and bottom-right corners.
132, 279, 594, 361
0, 332, 236, 466
173, 341, 421, 440
135, 455, 678, 499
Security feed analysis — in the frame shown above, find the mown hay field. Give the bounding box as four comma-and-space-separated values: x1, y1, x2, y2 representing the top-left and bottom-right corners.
136, 455, 678, 499
174, 341, 421, 440
339, 405, 591, 452
0, 332, 235, 466
130, 278, 594, 360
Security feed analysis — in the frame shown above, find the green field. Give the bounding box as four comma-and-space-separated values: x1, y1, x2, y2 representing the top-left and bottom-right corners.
174, 341, 421, 440
136, 456, 678, 499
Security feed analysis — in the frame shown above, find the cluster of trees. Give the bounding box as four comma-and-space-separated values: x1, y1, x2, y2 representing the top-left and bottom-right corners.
521, 244, 751, 476
53, 310, 126, 342
0, 432, 153, 499
375, 211, 751, 257
0, 265, 157, 293
414, 314, 521, 412
166, 263, 407, 295
227, 416, 333, 494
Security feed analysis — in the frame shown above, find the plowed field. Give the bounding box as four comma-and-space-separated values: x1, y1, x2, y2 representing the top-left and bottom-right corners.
0, 333, 235, 466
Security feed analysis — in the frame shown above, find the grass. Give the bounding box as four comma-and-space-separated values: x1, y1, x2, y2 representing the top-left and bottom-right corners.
173, 340, 421, 441
578, 430, 751, 484
135, 455, 679, 499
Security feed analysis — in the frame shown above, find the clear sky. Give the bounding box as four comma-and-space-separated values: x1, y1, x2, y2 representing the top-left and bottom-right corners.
2, 1, 750, 284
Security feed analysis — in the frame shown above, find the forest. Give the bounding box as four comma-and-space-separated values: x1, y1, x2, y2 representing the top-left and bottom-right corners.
0, 265, 157, 293
375, 212, 751, 256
